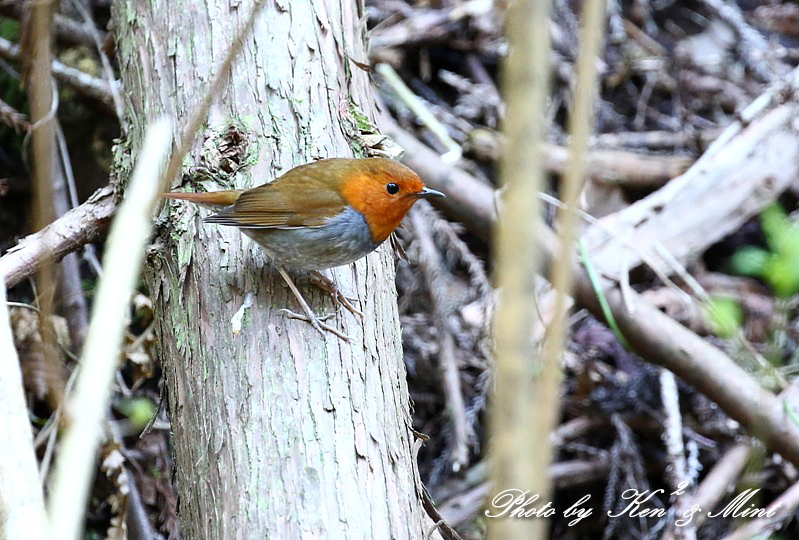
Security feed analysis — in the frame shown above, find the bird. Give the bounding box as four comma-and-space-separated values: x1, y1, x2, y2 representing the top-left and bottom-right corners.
163, 157, 445, 340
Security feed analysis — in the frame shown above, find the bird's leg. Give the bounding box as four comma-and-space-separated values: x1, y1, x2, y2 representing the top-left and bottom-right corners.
276, 267, 352, 342
308, 270, 364, 319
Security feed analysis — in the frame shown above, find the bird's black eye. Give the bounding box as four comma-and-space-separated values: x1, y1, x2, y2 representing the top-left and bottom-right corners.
386, 183, 399, 195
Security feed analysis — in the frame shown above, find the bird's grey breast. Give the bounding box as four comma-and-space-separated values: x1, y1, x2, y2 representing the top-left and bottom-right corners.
242, 206, 379, 269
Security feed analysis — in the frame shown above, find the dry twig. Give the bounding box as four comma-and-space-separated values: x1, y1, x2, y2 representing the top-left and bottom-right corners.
409, 204, 470, 472
662, 443, 753, 540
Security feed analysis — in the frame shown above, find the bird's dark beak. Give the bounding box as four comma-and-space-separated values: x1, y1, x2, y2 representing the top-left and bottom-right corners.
415, 187, 445, 199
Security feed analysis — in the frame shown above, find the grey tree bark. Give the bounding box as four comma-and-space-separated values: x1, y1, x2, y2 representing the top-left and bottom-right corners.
111, 1, 433, 537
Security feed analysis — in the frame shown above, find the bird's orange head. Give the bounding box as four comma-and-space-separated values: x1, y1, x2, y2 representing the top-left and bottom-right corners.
338, 158, 444, 244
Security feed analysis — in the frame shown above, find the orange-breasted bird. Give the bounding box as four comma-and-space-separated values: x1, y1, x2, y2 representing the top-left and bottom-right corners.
164, 157, 445, 340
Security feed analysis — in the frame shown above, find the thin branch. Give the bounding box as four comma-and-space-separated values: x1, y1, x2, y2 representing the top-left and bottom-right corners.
67, 0, 127, 130
0, 96, 31, 131
660, 368, 696, 540
376, 62, 462, 162
26, 0, 62, 417
0, 36, 116, 112
662, 443, 753, 540
51, 122, 90, 352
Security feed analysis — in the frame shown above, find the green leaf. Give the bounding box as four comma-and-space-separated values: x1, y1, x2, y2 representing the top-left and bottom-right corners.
760, 204, 791, 253
704, 296, 742, 338
729, 247, 770, 277
117, 398, 156, 430
764, 253, 799, 298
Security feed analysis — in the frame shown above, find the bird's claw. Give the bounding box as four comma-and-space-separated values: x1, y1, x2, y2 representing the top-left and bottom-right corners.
308, 270, 364, 319
330, 291, 363, 319
278, 309, 352, 342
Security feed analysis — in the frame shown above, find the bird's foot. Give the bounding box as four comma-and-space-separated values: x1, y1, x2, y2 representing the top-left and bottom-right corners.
308, 270, 364, 319
277, 267, 352, 342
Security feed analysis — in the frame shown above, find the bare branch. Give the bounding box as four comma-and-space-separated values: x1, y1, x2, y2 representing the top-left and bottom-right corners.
0, 186, 116, 289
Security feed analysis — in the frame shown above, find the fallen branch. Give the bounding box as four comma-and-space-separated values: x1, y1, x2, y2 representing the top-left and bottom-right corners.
592, 129, 721, 151
543, 143, 692, 188
583, 66, 799, 280
467, 129, 693, 189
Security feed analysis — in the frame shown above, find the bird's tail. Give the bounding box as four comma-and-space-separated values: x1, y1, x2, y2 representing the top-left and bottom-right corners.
162, 190, 242, 210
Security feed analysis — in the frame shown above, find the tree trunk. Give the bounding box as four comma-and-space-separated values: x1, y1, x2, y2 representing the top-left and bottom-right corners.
111, 1, 433, 537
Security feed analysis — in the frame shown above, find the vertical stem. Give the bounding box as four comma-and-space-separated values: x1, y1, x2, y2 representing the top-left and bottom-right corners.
536, 0, 606, 526
28, 0, 56, 231
26, 0, 61, 406
489, 0, 551, 538
0, 275, 47, 539
45, 120, 172, 540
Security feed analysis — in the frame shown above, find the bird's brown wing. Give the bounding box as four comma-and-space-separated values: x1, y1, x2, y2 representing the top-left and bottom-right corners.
204, 167, 346, 229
